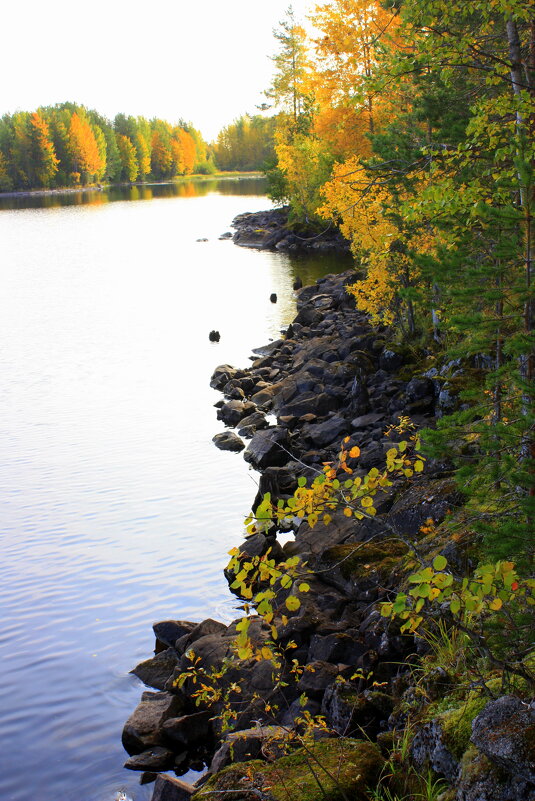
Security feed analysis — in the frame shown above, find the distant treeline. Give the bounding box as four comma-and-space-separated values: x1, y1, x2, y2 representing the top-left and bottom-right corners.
213, 115, 277, 172
0, 102, 215, 191
0, 103, 278, 192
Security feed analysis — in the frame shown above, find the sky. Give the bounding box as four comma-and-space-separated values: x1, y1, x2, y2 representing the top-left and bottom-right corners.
3, 0, 313, 142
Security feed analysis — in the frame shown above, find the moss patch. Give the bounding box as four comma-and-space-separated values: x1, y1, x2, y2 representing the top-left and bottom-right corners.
324, 540, 408, 581
195, 738, 384, 801
437, 693, 488, 759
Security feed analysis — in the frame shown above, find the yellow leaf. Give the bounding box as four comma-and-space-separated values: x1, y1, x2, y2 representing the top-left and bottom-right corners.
489, 597, 503, 610
286, 595, 301, 612
349, 446, 361, 458
343, 507, 353, 517
414, 460, 424, 472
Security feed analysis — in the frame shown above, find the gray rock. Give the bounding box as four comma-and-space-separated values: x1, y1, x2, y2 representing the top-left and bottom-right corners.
438, 386, 458, 414
175, 618, 228, 654
243, 426, 290, 470
122, 691, 185, 755
151, 775, 195, 801
307, 632, 367, 665
471, 695, 535, 782
212, 431, 245, 452
411, 719, 459, 782
379, 348, 405, 372
209, 725, 287, 774
178, 631, 234, 672
280, 697, 321, 728
217, 400, 256, 426
153, 620, 196, 651
303, 415, 348, 448
322, 685, 394, 738
131, 648, 179, 691
297, 660, 340, 699
351, 412, 385, 430
210, 364, 242, 391
237, 411, 269, 437
124, 746, 175, 771
276, 390, 340, 419
162, 710, 212, 747
251, 339, 284, 357
455, 748, 535, 801
406, 377, 435, 401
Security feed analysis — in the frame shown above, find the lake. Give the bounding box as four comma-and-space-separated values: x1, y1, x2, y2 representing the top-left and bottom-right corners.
0, 178, 351, 801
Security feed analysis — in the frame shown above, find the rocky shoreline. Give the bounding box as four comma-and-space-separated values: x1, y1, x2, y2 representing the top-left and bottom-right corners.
231, 207, 351, 254
122, 269, 535, 801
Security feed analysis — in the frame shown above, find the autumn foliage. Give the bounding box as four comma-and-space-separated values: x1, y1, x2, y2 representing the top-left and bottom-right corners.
0, 103, 210, 190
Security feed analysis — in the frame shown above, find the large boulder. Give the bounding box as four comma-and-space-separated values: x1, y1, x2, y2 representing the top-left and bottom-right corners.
302, 415, 349, 448
212, 431, 245, 452
411, 718, 460, 782
162, 710, 213, 748
151, 775, 195, 801
195, 739, 384, 801
275, 391, 340, 419
209, 726, 287, 774
471, 695, 535, 782
131, 648, 179, 691
122, 691, 185, 755
217, 400, 256, 427
243, 427, 290, 470
124, 745, 175, 771
153, 620, 196, 651
210, 365, 246, 391
175, 618, 228, 655
322, 684, 394, 739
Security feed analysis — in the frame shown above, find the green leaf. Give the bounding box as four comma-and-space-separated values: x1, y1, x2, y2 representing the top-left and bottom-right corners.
433, 555, 448, 571
380, 602, 393, 617
298, 476, 307, 487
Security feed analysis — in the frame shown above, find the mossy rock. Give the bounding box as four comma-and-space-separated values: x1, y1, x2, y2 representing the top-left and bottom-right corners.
437, 693, 488, 759
323, 540, 408, 581
194, 738, 384, 801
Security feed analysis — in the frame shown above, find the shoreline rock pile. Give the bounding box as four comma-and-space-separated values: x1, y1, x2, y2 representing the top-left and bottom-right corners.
122, 269, 534, 801
231, 207, 351, 253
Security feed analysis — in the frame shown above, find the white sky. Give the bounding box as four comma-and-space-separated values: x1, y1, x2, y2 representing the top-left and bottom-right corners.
2, 0, 313, 142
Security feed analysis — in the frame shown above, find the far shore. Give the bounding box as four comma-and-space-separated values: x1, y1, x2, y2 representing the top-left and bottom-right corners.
0, 171, 264, 199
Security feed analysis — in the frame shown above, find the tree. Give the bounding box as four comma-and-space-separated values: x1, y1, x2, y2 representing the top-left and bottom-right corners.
28, 111, 59, 187
171, 127, 196, 175
267, 6, 311, 127
116, 134, 139, 182
309, 0, 400, 157
150, 120, 174, 179
68, 111, 104, 183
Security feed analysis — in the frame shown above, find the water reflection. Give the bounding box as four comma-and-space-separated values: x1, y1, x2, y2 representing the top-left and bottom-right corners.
0, 176, 268, 211
0, 183, 354, 801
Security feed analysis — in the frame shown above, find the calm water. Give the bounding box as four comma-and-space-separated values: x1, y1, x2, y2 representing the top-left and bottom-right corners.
0, 179, 351, 801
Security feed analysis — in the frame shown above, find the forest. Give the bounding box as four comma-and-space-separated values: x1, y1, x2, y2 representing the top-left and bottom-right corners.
0, 103, 216, 190
262, 0, 534, 569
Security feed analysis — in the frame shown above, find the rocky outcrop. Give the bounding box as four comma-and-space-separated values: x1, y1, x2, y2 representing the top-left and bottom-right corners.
232, 207, 352, 253
123, 267, 529, 801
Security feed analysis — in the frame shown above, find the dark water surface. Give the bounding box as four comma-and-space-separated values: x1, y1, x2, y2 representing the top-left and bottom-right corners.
0, 179, 352, 801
